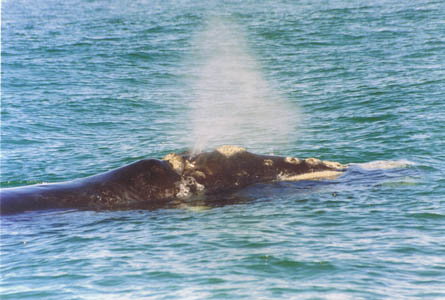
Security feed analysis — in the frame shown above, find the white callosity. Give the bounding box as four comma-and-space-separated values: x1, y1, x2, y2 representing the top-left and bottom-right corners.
163, 146, 348, 200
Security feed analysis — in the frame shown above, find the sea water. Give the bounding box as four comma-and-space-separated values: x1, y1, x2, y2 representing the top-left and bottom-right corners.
1, 0, 445, 299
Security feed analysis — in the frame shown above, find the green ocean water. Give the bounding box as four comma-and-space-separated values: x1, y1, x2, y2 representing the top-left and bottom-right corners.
1, 0, 445, 299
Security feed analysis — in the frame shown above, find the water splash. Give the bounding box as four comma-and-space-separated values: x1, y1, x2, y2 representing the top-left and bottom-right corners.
350, 160, 415, 170
184, 17, 300, 154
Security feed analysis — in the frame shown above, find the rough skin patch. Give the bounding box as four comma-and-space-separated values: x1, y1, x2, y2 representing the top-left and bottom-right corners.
264, 159, 273, 166
192, 170, 206, 179
216, 145, 246, 157
323, 160, 346, 170
162, 153, 184, 175
305, 158, 321, 165
285, 157, 300, 164
185, 160, 196, 171
175, 176, 205, 199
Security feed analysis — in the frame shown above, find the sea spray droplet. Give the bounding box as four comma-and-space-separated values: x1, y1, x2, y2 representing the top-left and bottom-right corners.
185, 17, 300, 154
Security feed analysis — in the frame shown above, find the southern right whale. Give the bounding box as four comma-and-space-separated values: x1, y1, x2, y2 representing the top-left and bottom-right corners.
0, 146, 347, 215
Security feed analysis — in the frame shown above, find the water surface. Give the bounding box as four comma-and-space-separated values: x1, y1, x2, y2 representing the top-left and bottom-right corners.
2, 0, 445, 299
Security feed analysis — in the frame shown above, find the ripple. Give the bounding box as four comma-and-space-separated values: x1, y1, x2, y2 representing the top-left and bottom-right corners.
407, 212, 445, 220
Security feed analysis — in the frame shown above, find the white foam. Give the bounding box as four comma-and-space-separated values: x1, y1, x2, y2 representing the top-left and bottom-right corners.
350, 160, 415, 170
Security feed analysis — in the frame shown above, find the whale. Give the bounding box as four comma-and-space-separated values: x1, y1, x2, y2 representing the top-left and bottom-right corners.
0, 146, 347, 215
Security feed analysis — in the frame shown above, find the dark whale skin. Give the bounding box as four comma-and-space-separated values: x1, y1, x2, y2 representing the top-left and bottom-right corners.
0, 159, 180, 215
0, 146, 346, 215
